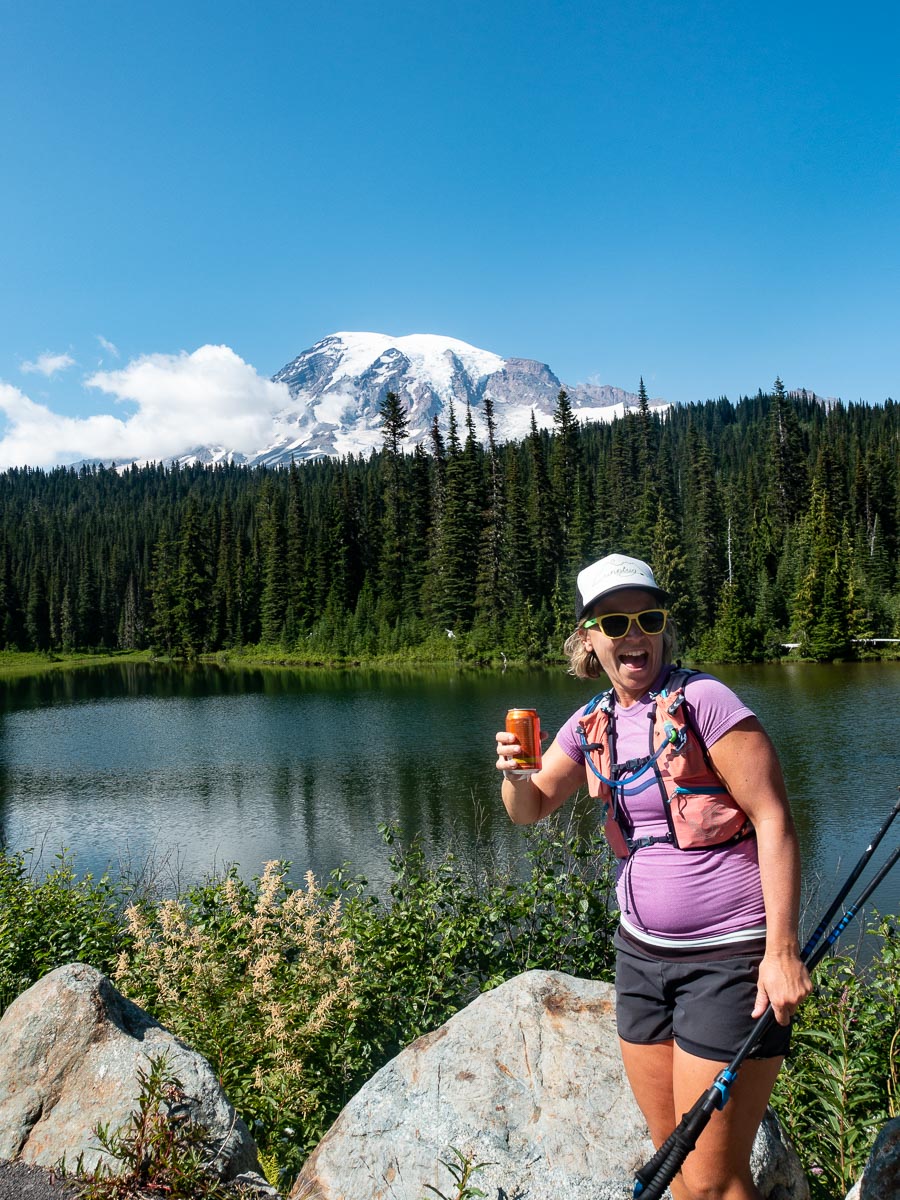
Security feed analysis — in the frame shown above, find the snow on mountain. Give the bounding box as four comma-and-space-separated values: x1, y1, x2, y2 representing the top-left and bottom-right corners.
207, 331, 667, 466
143, 333, 665, 469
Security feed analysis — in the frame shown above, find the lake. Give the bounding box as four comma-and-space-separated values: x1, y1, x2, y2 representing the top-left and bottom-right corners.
0, 661, 898, 923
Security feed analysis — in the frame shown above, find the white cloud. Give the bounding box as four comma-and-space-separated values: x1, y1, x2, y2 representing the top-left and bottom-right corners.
96, 335, 120, 358
21, 351, 77, 377
0, 345, 289, 470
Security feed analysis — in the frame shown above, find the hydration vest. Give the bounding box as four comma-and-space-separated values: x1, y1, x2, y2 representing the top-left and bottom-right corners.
577, 667, 754, 859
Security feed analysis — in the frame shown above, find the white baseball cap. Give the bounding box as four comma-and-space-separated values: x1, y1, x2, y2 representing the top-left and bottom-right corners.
575, 554, 668, 621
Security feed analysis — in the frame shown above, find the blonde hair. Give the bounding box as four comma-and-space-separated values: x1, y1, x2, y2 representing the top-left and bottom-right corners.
564, 615, 680, 680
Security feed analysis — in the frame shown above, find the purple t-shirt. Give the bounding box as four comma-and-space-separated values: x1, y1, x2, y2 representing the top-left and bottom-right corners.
557, 671, 767, 949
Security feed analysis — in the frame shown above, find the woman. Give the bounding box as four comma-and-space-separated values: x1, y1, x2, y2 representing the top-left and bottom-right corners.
495, 553, 811, 1200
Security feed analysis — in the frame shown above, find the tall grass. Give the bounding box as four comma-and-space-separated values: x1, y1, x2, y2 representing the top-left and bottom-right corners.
115, 863, 363, 1174
772, 916, 899, 1200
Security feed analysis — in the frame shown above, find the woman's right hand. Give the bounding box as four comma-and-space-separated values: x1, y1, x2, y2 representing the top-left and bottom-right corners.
495, 729, 521, 774
495, 731, 583, 824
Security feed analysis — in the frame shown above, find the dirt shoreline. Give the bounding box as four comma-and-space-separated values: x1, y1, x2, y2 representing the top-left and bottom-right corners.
0, 1160, 80, 1199
0, 1160, 280, 1199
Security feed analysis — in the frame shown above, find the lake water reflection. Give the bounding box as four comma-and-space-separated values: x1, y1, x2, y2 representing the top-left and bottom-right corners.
0, 661, 897, 919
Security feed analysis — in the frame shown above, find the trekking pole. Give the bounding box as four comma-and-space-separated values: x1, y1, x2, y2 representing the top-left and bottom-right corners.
633, 802, 900, 1200
799, 793, 900, 957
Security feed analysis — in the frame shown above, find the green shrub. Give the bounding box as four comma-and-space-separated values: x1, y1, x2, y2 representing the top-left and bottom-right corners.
342, 807, 618, 1065
3, 832, 896, 1198
109, 809, 617, 1182
0, 848, 124, 1013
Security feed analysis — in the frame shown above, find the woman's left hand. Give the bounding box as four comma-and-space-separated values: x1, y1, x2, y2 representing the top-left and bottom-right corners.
753, 949, 813, 1025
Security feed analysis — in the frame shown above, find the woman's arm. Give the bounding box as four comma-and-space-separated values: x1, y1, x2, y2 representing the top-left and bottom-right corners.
707, 716, 813, 1025
495, 732, 586, 824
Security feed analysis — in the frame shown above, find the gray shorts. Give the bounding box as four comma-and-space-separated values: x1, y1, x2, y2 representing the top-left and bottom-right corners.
614, 927, 792, 1062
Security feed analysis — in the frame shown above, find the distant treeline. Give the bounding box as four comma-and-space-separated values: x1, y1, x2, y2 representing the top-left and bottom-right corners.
1, 381, 897, 663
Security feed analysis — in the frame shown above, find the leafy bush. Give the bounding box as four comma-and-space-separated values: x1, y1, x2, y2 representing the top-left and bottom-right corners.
114, 863, 361, 1178
0, 848, 124, 1013
772, 916, 899, 1200
338, 809, 617, 1062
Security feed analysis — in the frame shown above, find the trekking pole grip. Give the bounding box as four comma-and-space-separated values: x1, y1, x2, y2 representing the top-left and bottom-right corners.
635, 1140, 693, 1200
633, 1088, 718, 1197
633, 1130, 678, 1193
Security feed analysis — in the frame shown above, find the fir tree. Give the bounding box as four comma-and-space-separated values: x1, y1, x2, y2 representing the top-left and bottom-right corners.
767, 379, 808, 534
25, 567, 50, 650
76, 557, 101, 647
526, 412, 559, 594
402, 444, 431, 619
174, 504, 212, 657
497, 451, 535, 633
210, 499, 237, 649
474, 396, 506, 643
118, 574, 144, 650
682, 425, 723, 634
149, 528, 179, 654
377, 392, 410, 623
629, 377, 660, 558
377, 390, 410, 457
286, 462, 311, 637
259, 486, 288, 644
428, 431, 481, 630
791, 475, 848, 659
551, 388, 580, 540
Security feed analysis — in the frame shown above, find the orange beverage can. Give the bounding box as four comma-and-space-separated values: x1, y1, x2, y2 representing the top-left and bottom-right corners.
505, 708, 542, 774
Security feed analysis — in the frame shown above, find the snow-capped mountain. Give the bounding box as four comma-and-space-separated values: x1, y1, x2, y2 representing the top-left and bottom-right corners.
180, 332, 667, 467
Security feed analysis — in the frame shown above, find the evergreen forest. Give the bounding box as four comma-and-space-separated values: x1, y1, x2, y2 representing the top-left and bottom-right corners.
1, 381, 898, 664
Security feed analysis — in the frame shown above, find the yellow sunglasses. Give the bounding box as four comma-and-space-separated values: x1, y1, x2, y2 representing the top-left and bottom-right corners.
582, 609, 668, 639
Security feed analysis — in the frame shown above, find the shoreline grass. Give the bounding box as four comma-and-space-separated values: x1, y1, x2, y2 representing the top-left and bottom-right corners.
2, 642, 897, 684
0, 649, 154, 679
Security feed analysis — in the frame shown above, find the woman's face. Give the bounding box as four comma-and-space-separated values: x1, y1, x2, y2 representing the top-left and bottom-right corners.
581, 587, 666, 705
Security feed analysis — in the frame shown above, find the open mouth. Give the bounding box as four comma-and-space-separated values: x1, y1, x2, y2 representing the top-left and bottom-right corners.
618, 650, 650, 670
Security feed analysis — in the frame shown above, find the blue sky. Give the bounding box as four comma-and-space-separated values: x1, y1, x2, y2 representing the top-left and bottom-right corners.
1, 0, 897, 465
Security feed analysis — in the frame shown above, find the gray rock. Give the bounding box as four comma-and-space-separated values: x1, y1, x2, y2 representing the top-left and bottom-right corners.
231, 1170, 282, 1197
290, 969, 807, 1200
0, 963, 259, 1180
854, 1116, 900, 1200
751, 1111, 810, 1200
